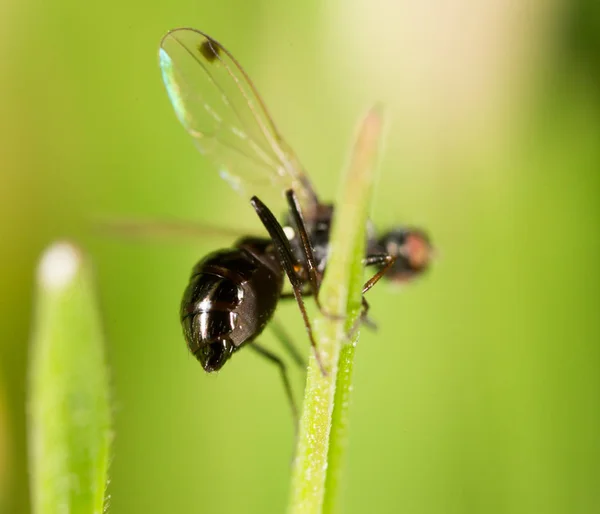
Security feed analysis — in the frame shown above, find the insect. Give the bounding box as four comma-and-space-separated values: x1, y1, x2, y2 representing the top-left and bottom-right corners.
158, 28, 433, 423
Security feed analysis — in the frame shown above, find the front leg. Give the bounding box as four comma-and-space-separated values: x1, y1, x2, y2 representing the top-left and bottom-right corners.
250, 195, 327, 376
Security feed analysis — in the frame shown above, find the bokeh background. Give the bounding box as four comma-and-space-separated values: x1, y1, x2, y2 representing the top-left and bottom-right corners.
1, 0, 599, 513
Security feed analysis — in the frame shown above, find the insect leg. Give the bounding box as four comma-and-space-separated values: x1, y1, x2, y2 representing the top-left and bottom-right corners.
285, 189, 322, 305
359, 297, 378, 331
285, 190, 347, 324
280, 289, 312, 299
250, 196, 328, 376
362, 253, 397, 294
278, 247, 392, 344
250, 342, 298, 432
347, 297, 375, 340
270, 318, 307, 369
281, 253, 393, 330
280, 253, 396, 298
344, 253, 396, 338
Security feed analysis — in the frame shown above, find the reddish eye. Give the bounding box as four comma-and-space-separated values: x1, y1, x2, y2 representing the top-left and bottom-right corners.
405, 233, 432, 270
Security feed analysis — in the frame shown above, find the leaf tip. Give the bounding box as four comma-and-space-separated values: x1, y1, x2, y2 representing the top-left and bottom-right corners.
37, 241, 82, 290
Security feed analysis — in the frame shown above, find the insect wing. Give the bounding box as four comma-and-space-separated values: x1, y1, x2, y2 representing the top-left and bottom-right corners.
159, 28, 318, 218
97, 217, 257, 243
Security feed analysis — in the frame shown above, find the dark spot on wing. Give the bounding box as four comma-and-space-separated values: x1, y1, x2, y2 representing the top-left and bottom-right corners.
199, 38, 221, 62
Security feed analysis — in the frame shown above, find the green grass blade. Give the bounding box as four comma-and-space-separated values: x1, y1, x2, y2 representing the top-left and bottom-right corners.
28, 242, 112, 514
288, 105, 385, 514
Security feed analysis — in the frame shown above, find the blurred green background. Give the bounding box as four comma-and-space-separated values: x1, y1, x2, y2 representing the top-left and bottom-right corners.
1, 0, 600, 513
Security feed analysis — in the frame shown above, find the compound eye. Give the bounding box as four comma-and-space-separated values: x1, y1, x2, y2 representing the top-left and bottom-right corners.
402, 233, 432, 271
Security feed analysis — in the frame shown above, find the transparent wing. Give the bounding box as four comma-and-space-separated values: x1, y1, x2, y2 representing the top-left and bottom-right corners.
96, 216, 257, 243
159, 27, 318, 219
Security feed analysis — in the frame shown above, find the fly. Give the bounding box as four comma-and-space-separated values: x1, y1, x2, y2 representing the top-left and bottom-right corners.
157, 28, 434, 425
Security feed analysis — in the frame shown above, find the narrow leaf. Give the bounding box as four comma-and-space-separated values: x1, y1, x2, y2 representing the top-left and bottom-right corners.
288, 105, 385, 514
28, 242, 112, 514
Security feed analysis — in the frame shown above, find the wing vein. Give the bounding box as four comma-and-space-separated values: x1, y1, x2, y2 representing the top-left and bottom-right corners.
172, 34, 277, 167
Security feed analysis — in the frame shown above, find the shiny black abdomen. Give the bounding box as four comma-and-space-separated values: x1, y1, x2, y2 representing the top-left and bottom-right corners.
180, 240, 284, 360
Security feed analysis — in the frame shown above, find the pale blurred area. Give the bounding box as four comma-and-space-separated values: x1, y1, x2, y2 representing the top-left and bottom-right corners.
327, 0, 556, 154
1, 0, 599, 513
